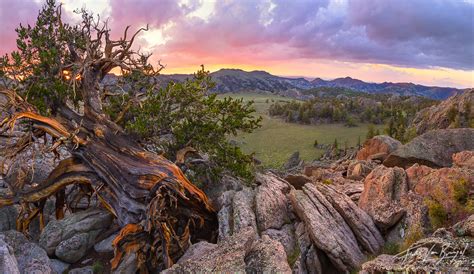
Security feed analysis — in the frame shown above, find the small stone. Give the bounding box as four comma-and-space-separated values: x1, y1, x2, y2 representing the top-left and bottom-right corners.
69, 266, 94, 274
50, 259, 70, 274
55, 233, 90, 263
94, 233, 118, 253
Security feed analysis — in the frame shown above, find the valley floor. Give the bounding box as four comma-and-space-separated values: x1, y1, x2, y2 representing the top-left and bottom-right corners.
220, 92, 384, 167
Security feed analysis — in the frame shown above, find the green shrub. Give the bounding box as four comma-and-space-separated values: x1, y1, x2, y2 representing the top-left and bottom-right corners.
322, 179, 333, 185
287, 248, 301, 267
111, 68, 262, 181
453, 178, 469, 205
382, 242, 400, 255
92, 261, 104, 274
425, 198, 448, 229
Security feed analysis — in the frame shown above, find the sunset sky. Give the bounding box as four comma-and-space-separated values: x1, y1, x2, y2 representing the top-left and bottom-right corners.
1, 0, 473, 88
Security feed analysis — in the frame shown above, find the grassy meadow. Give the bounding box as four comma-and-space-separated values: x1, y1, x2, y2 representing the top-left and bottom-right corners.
219, 93, 384, 168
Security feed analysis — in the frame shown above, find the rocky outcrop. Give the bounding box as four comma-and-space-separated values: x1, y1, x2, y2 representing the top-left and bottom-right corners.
39, 208, 113, 263
361, 157, 473, 246
255, 173, 291, 231
410, 89, 473, 135
261, 224, 296, 257
231, 187, 257, 235
164, 227, 257, 272
175, 241, 216, 264
384, 128, 474, 168
359, 166, 408, 230
198, 171, 387, 273
292, 222, 325, 274
316, 184, 384, 254
165, 226, 292, 273
411, 167, 474, 211
201, 175, 243, 209
244, 235, 292, 273
289, 183, 380, 272
356, 135, 402, 161
334, 182, 364, 202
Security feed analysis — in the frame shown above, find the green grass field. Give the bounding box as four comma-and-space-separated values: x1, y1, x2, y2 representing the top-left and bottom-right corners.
219, 93, 384, 168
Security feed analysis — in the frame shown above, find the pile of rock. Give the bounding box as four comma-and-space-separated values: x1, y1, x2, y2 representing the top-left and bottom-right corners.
165, 171, 386, 273
0, 126, 473, 273
1, 208, 116, 273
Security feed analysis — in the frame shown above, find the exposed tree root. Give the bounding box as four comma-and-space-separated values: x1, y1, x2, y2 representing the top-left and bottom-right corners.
0, 89, 218, 271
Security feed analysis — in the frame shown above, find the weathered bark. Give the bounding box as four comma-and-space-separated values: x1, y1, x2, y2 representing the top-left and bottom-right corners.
0, 89, 218, 271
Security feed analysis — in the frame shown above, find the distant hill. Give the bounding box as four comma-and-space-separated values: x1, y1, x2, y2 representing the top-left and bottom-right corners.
310, 76, 462, 100
102, 68, 467, 100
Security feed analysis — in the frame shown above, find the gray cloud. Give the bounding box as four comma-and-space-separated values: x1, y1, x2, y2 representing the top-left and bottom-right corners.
1, 0, 472, 70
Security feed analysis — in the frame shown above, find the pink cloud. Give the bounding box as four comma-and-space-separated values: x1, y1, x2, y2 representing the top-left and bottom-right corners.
0, 0, 41, 55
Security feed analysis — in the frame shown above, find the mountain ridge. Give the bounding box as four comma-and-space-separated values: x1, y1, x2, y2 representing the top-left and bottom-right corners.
103, 68, 467, 100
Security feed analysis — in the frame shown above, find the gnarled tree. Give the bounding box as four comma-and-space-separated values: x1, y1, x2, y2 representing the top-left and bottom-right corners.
0, 0, 223, 271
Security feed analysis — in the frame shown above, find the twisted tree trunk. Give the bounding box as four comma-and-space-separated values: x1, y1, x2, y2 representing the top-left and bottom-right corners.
0, 89, 218, 271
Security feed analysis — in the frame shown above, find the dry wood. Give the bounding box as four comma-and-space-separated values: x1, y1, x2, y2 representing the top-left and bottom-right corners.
0, 89, 218, 271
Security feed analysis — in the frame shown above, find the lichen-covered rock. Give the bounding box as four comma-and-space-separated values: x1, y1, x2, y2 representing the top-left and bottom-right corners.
334, 182, 364, 203
217, 190, 235, 240
0, 236, 20, 274
292, 222, 323, 274
112, 252, 137, 274
55, 233, 91, 263
0, 230, 52, 273
410, 89, 473, 135
356, 135, 401, 161
24, 261, 53, 274
50, 259, 70, 274
361, 228, 474, 273
346, 160, 376, 180
163, 227, 257, 273
244, 235, 292, 273
94, 232, 117, 253
39, 208, 113, 262
69, 266, 94, 274
175, 241, 216, 264
316, 184, 384, 254
232, 187, 257, 235
452, 150, 474, 169
262, 224, 297, 256
384, 128, 474, 168
405, 163, 433, 190
359, 166, 408, 230
412, 167, 474, 211
453, 214, 474, 237
202, 175, 243, 210
255, 173, 291, 231
0, 205, 17, 232
289, 184, 365, 272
